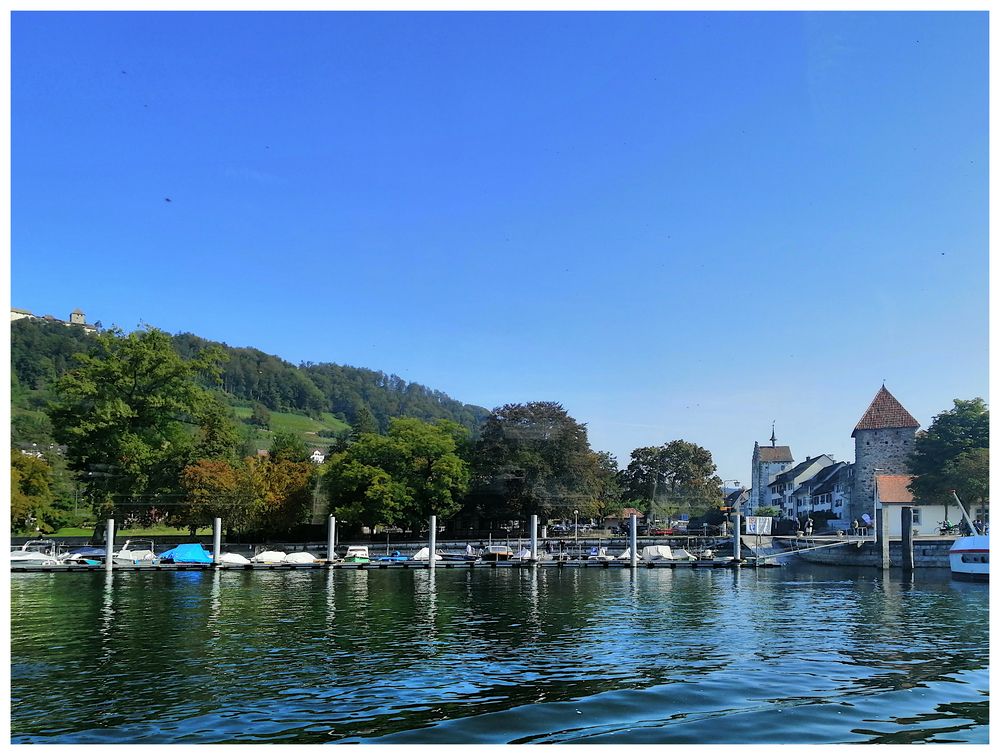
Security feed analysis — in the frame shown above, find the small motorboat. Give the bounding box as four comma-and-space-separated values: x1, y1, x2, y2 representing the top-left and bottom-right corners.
218, 552, 251, 565
480, 544, 513, 562
9, 540, 63, 566
374, 550, 408, 563
283, 551, 319, 564
411, 547, 442, 562
586, 546, 615, 562
61, 546, 106, 565
640, 545, 675, 562
251, 550, 288, 564
114, 539, 158, 565
342, 545, 371, 563
436, 548, 478, 562
158, 543, 213, 563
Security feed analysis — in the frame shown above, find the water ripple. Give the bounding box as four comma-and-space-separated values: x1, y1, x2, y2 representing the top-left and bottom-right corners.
10, 565, 989, 743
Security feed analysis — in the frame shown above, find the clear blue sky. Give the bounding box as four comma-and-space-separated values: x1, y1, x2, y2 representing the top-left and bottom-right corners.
10, 11, 988, 485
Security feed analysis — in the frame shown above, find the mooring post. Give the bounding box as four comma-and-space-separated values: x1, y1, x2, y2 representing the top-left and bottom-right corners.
105, 517, 115, 572
213, 517, 222, 566
429, 515, 437, 570
878, 507, 890, 569
733, 509, 741, 563
530, 514, 538, 562
629, 514, 638, 568
327, 515, 337, 563
901, 506, 914, 571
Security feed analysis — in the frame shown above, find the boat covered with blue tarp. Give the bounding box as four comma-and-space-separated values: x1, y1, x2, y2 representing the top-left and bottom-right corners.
158, 543, 213, 563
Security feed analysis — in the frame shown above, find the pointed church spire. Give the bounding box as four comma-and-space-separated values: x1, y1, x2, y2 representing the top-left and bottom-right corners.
770, 422, 776, 447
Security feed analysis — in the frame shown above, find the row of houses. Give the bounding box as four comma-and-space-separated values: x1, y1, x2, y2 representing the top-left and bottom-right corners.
745, 386, 952, 536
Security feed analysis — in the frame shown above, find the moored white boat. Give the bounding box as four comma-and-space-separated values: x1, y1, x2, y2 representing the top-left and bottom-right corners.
219, 552, 251, 565
948, 492, 988, 582
251, 550, 288, 564
9, 540, 62, 566
950, 535, 988, 582
283, 551, 318, 564
411, 547, 442, 561
114, 539, 158, 565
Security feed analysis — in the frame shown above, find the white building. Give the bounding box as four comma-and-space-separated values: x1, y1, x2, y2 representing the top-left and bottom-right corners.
876, 474, 948, 537
749, 427, 794, 515
768, 454, 836, 519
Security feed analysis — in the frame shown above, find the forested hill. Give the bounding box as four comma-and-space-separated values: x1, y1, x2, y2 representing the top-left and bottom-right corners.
11, 319, 489, 434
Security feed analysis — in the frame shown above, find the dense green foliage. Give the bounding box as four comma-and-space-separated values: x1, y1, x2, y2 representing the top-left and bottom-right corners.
178, 455, 317, 536
12, 320, 489, 452
9, 319, 741, 538
172, 332, 489, 431
618, 440, 723, 520
908, 398, 989, 510
49, 327, 238, 512
324, 418, 471, 532
467, 402, 608, 522
10, 451, 53, 530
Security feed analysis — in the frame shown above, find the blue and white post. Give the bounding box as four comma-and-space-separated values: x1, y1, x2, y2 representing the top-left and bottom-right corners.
428, 515, 437, 570
105, 517, 115, 572
530, 514, 538, 562
327, 515, 337, 564
629, 514, 638, 568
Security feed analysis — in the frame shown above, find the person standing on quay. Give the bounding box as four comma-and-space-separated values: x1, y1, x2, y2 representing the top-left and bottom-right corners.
806, 517, 814, 536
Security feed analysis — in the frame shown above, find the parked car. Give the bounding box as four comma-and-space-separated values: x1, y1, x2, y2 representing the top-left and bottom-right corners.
650, 527, 674, 536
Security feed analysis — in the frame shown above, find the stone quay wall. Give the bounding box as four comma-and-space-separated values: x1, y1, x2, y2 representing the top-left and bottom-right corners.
792, 537, 952, 568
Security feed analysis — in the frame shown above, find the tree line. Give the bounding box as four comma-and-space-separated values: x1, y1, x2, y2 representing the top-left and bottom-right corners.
9, 321, 988, 536
9, 325, 727, 536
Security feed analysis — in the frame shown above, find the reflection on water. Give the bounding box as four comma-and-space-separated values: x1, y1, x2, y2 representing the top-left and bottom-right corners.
10, 564, 988, 744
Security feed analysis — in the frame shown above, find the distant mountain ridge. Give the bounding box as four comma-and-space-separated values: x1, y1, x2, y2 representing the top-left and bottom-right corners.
11, 319, 490, 435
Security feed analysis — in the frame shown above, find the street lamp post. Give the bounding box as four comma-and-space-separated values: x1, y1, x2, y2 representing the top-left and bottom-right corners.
574, 509, 579, 558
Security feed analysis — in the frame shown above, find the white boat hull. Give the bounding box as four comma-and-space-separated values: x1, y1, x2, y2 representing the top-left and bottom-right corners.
949, 535, 989, 582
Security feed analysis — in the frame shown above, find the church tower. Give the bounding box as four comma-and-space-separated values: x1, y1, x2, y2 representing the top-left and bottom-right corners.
750, 424, 793, 514
850, 385, 920, 522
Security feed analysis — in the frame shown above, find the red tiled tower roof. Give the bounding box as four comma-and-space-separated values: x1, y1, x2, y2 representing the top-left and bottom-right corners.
757, 446, 793, 462
852, 386, 920, 437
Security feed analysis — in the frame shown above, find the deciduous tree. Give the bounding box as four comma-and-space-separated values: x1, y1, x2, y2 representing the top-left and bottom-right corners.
49, 326, 228, 511
909, 398, 989, 511
470, 402, 596, 521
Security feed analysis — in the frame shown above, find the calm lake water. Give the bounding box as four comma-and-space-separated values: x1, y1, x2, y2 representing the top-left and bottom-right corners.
10, 564, 989, 744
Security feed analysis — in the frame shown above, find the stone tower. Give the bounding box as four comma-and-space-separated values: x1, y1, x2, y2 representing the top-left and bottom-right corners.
750, 425, 793, 514
850, 385, 920, 522
70, 308, 86, 325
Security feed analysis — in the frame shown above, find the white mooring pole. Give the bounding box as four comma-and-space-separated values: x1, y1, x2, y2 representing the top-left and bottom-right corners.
213, 517, 222, 566
530, 514, 538, 562
105, 517, 115, 572
327, 515, 337, 563
733, 509, 741, 563
629, 514, 638, 568
428, 515, 437, 570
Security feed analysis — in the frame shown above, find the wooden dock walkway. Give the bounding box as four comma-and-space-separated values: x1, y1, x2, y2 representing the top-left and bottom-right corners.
10, 559, 782, 574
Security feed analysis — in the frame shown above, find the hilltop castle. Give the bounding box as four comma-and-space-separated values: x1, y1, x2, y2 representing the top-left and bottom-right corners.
10, 307, 97, 334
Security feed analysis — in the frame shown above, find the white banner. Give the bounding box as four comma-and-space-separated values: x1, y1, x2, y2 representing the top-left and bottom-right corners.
745, 516, 772, 535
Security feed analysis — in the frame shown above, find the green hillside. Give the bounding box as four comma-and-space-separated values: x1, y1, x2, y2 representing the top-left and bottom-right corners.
232, 407, 352, 451
11, 318, 489, 453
